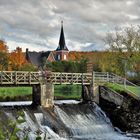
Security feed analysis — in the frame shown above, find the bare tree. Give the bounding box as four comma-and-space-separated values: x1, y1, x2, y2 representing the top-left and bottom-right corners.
105, 25, 140, 76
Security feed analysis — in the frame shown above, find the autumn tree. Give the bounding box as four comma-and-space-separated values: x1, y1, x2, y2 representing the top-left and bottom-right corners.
0, 40, 9, 70
0, 52, 9, 70
0, 40, 8, 53
10, 47, 27, 70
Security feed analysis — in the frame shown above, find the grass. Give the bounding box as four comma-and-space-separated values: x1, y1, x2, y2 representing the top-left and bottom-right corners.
0, 87, 32, 101
54, 85, 82, 100
0, 85, 82, 101
106, 83, 140, 95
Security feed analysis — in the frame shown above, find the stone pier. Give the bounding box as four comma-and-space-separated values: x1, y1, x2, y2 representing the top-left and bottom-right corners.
32, 83, 54, 107
32, 84, 41, 106
82, 84, 99, 104
93, 85, 99, 104
41, 83, 54, 108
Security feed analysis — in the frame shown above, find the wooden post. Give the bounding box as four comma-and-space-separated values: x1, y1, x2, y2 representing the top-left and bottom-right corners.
0, 71, 2, 84
107, 72, 109, 82
60, 72, 62, 84
29, 72, 31, 84
15, 71, 17, 84
71, 73, 73, 84
81, 73, 83, 85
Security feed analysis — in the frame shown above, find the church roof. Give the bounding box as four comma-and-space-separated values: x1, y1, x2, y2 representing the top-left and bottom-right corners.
26, 50, 54, 67
26, 51, 42, 66
41, 51, 51, 58
56, 21, 69, 51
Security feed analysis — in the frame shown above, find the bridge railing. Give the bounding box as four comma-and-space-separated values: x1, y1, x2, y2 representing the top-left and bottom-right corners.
0, 70, 139, 98
0, 71, 93, 85
93, 71, 140, 99
0, 71, 40, 85
93, 72, 109, 83
45, 72, 92, 84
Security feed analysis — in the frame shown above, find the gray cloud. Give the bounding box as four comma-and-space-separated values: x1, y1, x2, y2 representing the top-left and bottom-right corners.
0, 0, 140, 51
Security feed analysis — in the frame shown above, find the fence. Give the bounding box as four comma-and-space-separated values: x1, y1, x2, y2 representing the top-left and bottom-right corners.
93, 72, 140, 100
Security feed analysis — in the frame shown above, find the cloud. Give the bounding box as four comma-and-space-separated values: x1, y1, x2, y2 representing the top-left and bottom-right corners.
0, 0, 140, 51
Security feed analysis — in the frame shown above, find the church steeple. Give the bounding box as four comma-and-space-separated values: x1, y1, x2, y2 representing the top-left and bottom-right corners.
55, 21, 69, 61
56, 21, 68, 51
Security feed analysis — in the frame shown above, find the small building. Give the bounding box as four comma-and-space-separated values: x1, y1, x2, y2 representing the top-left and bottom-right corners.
26, 21, 69, 68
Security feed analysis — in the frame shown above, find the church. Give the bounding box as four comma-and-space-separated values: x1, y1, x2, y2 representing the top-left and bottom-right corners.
26, 21, 69, 67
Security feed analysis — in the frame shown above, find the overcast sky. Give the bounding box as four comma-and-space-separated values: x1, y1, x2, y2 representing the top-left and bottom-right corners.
0, 0, 140, 52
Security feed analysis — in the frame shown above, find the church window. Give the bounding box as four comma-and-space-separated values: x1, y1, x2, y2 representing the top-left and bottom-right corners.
64, 54, 66, 60
58, 54, 60, 60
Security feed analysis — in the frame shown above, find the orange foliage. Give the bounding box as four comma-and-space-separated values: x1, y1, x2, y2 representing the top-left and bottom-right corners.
69, 51, 105, 62
10, 47, 27, 70
0, 40, 8, 53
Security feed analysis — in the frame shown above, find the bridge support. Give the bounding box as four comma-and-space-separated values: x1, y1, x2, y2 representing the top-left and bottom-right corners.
40, 83, 54, 108
32, 84, 41, 106
82, 84, 99, 104
82, 84, 94, 102
93, 85, 99, 104
32, 84, 54, 107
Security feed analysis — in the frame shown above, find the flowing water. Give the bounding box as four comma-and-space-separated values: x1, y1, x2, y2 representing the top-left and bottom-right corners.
0, 101, 139, 140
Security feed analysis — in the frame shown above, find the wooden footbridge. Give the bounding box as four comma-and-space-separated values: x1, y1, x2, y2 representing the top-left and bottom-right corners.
0, 71, 139, 107
0, 71, 94, 107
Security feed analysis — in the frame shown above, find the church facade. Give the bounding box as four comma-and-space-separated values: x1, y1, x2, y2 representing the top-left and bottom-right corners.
26, 21, 69, 68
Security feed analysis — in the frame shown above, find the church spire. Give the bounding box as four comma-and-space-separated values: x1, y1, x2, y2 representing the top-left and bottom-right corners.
56, 21, 68, 51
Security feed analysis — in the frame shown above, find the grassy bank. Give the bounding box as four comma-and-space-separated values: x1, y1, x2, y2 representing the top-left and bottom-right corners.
106, 83, 140, 95
0, 87, 32, 101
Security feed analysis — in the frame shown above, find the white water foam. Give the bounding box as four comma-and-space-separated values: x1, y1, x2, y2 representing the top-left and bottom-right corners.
55, 103, 137, 140
0, 101, 32, 106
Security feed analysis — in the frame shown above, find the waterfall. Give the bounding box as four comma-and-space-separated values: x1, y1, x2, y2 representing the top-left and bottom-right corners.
54, 102, 135, 140
0, 101, 139, 140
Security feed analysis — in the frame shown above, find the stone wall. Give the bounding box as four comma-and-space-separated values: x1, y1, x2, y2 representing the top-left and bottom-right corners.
99, 86, 124, 106
99, 86, 140, 133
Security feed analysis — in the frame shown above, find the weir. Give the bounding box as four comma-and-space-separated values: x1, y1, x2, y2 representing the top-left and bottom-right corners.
1, 101, 137, 140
